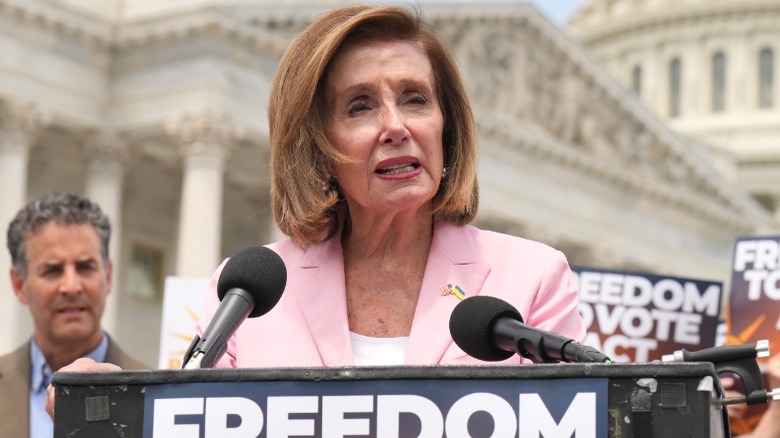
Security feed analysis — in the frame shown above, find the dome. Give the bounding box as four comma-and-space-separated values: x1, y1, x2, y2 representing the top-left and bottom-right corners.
569, 0, 780, 39
567, 0, 780, 226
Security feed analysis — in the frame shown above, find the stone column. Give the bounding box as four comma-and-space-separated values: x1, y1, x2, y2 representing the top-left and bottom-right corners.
645, 45, 662, 114
83, 131, 130, 337
167, 110, 240, 277
773, 195, 780, 226
684, 38, 703, 117
0, 101, 49, 352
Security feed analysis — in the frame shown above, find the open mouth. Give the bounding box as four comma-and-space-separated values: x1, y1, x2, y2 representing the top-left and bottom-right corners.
376, 163, 419, 175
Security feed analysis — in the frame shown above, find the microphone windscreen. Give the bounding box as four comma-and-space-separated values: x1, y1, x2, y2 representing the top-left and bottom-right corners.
217, 245, 287, 318
449, 296, 523, 361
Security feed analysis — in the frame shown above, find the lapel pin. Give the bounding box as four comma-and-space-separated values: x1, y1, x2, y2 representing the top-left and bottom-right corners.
440, 283, 466, 300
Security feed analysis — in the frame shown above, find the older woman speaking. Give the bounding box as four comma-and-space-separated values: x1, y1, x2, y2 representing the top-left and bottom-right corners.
201, 4, 585, 368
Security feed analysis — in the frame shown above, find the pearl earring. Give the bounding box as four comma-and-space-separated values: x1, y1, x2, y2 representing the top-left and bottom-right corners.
321, 173, 333, 192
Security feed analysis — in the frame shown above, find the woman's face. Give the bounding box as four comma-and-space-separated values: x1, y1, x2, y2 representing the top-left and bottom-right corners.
324, 38, 445, 219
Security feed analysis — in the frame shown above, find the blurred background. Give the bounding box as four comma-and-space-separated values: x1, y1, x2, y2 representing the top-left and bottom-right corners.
0, 0, 778, 367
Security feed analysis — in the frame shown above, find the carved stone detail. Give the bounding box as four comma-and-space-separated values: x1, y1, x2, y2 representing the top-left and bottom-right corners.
444, 17, 729, 209
166, 109, 244, 161
84, 130, 132, 164
0, 100, 51, 150
450, 21, 526, 115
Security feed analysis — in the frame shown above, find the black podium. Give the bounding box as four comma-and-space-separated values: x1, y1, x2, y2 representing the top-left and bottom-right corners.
53, 362, 728, 437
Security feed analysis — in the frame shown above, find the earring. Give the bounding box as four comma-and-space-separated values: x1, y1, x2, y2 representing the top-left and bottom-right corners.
322, 173, 335, 192
442, 167, 448, 177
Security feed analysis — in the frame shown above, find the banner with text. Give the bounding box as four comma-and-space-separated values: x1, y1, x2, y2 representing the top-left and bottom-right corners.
727, 235, 780, 352
573, 267, 723, 363
144, 377, 608, 437
725, 235, 780, 435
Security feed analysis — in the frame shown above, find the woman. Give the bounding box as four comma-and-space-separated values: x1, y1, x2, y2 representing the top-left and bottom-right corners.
45, 4, 586, 416
202, 4, 585, 368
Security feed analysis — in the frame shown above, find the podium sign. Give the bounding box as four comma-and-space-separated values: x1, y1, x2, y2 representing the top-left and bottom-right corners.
146, 377, 605, 436
53, 363, 727, 437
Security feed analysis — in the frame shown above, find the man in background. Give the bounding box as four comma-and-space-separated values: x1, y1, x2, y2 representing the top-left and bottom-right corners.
0, 192, 147, 437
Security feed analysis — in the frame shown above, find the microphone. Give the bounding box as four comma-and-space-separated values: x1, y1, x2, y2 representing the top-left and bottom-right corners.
449, 295, 611, 364
183, 245, 287, 369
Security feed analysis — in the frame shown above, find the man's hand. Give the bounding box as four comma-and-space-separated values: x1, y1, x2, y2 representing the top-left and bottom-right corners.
45, 357, 122, 420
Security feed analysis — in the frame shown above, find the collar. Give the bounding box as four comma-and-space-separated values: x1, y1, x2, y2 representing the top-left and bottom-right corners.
30, 333, 109, 391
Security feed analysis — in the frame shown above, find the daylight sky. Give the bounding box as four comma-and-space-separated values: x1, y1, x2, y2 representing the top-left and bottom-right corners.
421, 0, 590, 27
528, 0, 589, 26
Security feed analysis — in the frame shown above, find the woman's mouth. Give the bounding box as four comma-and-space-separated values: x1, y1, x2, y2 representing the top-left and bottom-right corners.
376, 163, 419, 175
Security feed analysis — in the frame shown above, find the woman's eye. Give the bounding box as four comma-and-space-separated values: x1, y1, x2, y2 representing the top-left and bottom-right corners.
411, 95, 427, 104
347, 100, 370, 115
405, 94, 428, 106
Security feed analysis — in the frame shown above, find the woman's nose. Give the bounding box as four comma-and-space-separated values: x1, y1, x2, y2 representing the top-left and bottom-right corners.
378, 105, 409, 146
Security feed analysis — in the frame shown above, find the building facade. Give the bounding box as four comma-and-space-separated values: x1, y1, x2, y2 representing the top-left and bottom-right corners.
568, 0, 780, 222
0, 0, 774, 365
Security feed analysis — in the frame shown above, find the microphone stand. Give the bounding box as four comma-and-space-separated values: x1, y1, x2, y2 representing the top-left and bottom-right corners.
182, 335, 204, 369
662, 340, 780, 407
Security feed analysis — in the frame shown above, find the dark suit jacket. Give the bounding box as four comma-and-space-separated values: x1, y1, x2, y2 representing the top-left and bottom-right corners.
0, 336, 148, 438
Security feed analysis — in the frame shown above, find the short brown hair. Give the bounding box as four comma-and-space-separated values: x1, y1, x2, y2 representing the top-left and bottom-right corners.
7, 192, 111, 278
269, 5, 478, 247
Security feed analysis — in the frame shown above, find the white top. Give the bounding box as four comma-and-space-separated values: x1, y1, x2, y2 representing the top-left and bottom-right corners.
349, 332, 409, 366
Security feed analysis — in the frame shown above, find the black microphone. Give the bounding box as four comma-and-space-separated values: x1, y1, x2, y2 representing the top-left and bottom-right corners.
449, 295, 611, 364
183, 245, 287, 369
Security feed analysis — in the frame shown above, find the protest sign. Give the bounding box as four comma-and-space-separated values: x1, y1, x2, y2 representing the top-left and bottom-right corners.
727, 236, 780, 350
573, 267, 723, 363
725, 235, 780, 435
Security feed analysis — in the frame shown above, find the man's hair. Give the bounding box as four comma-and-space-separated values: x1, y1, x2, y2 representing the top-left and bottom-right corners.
7, 192, 111, 277
269, 5, 479, 247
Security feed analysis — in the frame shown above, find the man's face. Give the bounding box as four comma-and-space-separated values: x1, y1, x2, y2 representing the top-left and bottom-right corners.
11, 222, 112, 351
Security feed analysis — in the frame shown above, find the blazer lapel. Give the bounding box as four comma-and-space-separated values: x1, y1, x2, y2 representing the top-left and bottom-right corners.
294, 237, 354, 366
405, 224, 490, 364
292, 224, 490, 366
0, 343, 31, 438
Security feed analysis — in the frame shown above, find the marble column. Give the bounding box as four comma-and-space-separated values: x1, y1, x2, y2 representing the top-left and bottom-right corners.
0, 101, 49, 352
773, 195, 780, 226
84, 131, 130, 337
168, 110, 240, 277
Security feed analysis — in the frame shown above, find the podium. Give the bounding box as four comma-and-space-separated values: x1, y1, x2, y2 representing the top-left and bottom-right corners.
53, 362, 729, 437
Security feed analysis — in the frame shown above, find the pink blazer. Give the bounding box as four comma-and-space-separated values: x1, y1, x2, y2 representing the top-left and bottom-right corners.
200, 223, 585, 368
